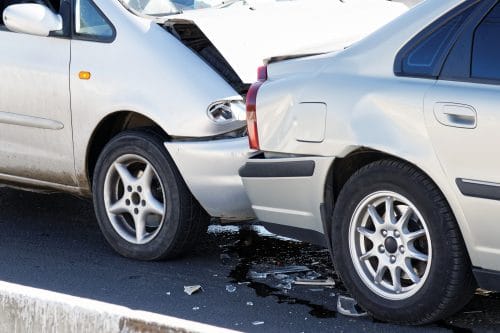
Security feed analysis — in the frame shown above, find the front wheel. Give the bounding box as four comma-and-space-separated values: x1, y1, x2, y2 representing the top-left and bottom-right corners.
92, 129, 209, 261
331, 160, 475, 324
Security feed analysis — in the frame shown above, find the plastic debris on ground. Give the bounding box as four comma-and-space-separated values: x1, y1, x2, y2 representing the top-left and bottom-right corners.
476, 288, 494, 297
268, 265, 311, 275
246, 301, 254, 306
252, 321, 264, 326
337, 295, 368, 317
248, 265, 311, 280
226, 284, 237, 293
184, 285, 203, 295
276, 282, 292, 290
294, 277, 336, 287
248, 271, 268, 279
305, 271, 321, 280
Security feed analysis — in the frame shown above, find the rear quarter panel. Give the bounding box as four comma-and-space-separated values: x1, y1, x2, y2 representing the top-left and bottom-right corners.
256, 54, 482, 266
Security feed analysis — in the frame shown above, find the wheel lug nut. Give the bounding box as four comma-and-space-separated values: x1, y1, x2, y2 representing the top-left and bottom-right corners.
127, 186, 133, 192
141, 200, 146, 207
134, 208, 139, 215
378, 245, 385, 253
126, 199, 131, 206
399, 246, 405, 254
381, 230, 388, 237
390, 255, 396, 263
137, 186, 142, 193
394, 231, 400, 238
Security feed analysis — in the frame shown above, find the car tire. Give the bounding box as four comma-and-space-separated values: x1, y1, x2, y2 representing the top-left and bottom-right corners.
92, 128, 209, 261
331, 159, 475, 324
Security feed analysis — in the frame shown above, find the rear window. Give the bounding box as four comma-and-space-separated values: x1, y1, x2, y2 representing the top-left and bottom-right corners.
471, 4, 500, 81
395, 3, 478, 78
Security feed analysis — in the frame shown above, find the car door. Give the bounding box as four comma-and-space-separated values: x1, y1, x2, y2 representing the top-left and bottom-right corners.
424, 2, 500, 271
0, 1, 76, 186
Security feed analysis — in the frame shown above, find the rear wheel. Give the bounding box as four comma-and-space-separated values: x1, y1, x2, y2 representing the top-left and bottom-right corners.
331, 160, 475, 324
92, 129, 209, 260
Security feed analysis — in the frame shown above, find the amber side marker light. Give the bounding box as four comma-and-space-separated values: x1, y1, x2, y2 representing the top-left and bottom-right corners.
79, 71, 92, 80
246, 66, 268, 150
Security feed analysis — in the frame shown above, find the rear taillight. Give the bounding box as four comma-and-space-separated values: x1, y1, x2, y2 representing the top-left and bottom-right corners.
246, 66, 268, 150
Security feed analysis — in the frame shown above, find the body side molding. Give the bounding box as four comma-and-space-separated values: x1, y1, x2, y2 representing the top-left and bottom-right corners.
0, 111, 64, 130
456, 178, 500, 201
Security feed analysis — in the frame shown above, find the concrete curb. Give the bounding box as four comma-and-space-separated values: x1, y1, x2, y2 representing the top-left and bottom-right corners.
0, 281, 240, 333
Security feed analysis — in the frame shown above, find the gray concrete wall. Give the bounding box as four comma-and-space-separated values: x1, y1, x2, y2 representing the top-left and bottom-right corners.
0, 281, 239, 333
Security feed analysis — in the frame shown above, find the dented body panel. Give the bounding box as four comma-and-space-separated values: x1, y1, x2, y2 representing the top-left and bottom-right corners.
165, 137, 256, 220
241, 0, 500, 271
169, 0, 409, 83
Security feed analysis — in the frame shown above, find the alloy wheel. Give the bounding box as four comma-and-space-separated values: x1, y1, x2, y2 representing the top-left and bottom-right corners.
349, 191, 432, 300
103, 154, 166, 245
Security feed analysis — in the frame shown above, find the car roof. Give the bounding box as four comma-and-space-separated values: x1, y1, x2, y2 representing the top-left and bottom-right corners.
328, 0, 470, 76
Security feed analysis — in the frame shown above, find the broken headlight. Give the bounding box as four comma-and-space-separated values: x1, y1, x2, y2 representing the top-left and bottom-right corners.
207, 100, 246, 124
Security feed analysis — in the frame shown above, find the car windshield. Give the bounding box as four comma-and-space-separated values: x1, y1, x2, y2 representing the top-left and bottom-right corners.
119, 0, 238, 17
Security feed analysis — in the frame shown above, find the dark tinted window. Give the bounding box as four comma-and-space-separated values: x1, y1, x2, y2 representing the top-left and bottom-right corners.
396, 3, 477, 78
403, 17, 462, 75
472, 4, 500, 81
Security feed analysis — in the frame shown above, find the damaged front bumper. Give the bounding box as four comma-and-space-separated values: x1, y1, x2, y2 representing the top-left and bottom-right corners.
165, 136, 256, 221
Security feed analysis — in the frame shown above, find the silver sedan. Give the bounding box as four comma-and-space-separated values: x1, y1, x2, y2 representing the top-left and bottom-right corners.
240, 0, 500, 324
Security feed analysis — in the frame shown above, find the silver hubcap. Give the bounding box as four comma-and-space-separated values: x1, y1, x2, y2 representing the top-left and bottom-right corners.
104, 154, 166, 245
349, 191, 432, 300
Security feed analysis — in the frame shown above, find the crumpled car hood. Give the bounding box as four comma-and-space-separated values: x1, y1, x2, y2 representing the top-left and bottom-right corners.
166, 0, 409, 83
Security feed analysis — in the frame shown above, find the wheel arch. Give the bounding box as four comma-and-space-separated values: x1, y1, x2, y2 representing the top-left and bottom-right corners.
85, 111, 169, 188
322, 147, 468, 254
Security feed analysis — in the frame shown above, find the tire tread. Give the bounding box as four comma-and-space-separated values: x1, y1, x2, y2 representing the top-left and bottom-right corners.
332, 159, 475, 324
93, 127, 209, 261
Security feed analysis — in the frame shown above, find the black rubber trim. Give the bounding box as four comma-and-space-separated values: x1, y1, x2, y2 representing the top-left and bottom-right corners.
239, 160, 315, 178
264, 52, 325, 65
456, 178, 500, 201
320, 203, 335, 262
473, 267, 500, 291
440, 0, 498, 83
259, 222, 327, 247
71, 0, 117, 44
394, 0, 482, 79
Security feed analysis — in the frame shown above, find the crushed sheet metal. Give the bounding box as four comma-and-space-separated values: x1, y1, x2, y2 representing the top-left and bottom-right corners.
164, 137, 255, 220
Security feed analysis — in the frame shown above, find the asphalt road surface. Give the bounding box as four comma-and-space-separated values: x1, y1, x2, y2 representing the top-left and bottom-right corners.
0, 188, 498, 332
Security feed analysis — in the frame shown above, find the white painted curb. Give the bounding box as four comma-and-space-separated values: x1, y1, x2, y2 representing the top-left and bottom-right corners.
0, 281, 240, 333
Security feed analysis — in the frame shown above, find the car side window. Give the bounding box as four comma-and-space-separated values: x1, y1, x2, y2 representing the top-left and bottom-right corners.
394, 3, 478, 78
75, 0, 114, 41
471, 4, 500, 81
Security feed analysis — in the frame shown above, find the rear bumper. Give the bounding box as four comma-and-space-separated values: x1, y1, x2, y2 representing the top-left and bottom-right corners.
165, 137, 256, 221
240, 155, 335, 234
